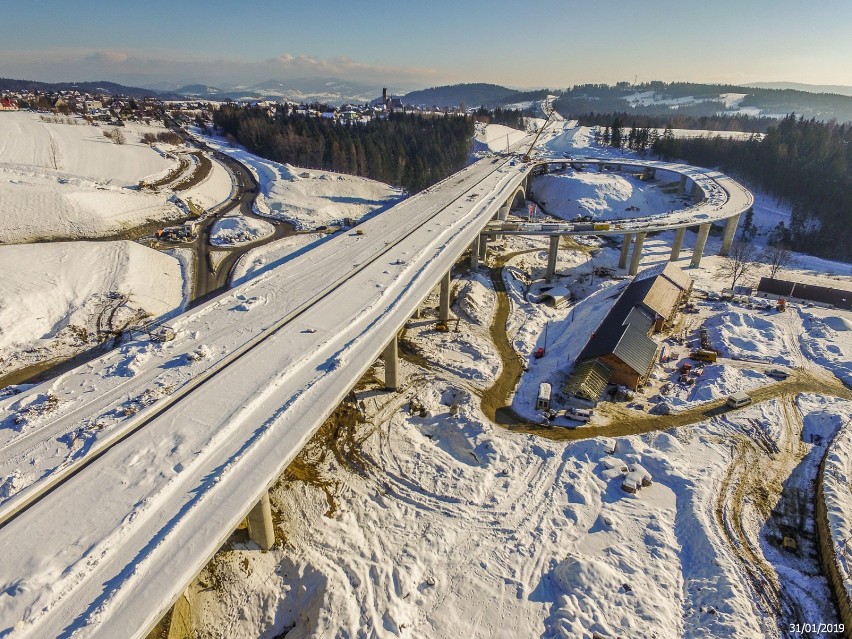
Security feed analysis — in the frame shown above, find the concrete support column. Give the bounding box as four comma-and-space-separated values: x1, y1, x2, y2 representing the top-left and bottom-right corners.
670, 227, 686, 261
383, 335, 398, 390
690, 223, 711, 268
247, 491, 275, 551
439, 270, 451, 322
545, 235, 560, 282
618, 233, 634, 270
629, 232, 646, 276
470, 236, 480, 270
678, 174, 687, 196
478, 234, 488, 261
691, 181, 704, 203
719, 213, 742, 256
497, 203, 510, 222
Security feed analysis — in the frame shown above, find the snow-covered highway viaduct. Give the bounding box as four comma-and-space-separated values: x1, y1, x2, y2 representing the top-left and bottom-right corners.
0, 147, 752, 637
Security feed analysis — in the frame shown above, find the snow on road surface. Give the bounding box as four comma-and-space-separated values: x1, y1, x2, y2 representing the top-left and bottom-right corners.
230, 233, 328, 286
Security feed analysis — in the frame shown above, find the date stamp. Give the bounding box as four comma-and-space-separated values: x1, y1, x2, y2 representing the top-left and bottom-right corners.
789, 623, 844, 634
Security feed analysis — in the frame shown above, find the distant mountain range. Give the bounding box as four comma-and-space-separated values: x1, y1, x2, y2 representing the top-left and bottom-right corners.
163, 78, 399, 105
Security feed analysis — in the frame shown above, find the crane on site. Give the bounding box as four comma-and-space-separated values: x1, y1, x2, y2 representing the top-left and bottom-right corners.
522, 99, 556, 162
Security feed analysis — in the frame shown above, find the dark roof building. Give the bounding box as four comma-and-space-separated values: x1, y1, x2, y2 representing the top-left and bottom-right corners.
566, 264, 692, 396
757, 276, 852, 310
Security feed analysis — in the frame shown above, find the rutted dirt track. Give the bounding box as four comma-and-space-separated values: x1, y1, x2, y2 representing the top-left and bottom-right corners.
713, 396, 814, 638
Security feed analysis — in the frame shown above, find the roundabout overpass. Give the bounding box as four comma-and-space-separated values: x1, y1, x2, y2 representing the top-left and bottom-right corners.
0, 143, 752, 637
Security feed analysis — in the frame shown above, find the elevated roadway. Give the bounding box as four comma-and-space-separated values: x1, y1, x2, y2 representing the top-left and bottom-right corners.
0, 145, 752, 637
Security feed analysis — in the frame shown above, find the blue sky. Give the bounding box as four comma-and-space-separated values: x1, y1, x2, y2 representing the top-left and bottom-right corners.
1, 0, 851, 89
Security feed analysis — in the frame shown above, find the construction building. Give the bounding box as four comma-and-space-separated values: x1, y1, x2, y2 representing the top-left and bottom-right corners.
564, 263, 692, 400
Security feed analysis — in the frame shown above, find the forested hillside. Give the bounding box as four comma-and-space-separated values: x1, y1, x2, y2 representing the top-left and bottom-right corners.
653, 114, 852, 261
214, 106, 475, 193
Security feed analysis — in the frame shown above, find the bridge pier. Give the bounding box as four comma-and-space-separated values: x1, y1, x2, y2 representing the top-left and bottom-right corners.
495, 203, 510, 239
691, 181, 704, 203
629, 232, 646, 276
619, 233, 633, 270
678, 174, 687, 196
383, 335, 398, 390
690, 223, 712, 268
719, 213, 741, 256
470, 236, 480, 270
247, 492, 275, 551
545, 235, 560, 282
670, 227, 686, 261
439, 270, 451, 322
478, 234, 488, 262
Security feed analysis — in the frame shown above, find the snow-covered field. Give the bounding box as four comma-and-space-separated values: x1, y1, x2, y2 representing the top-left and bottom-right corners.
0, 111, 174, 184
0, 241, 184, 380
0, 112, 190, 242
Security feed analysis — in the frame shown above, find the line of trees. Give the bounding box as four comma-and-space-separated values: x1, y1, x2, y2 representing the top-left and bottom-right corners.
653, 114, 852, 262
213, 106, 475, 193
577, 111, 775, 133
472, 106, 525, 130
593, 117, 658, 154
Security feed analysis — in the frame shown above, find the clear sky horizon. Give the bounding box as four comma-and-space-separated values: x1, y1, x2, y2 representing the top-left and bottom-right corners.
1, 0, 851, 90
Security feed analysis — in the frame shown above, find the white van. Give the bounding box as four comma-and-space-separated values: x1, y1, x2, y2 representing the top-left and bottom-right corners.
726, 392, 752, 408
566, 407, 592, 422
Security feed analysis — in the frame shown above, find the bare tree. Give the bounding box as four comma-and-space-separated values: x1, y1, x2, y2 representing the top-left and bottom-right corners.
103, 128, 126, 145
761, 244, 793, 279
716, 240, 761, 292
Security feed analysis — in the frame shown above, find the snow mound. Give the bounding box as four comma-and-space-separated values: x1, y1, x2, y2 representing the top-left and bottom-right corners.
455, 274, 496, 326
689, 364, 767, 402
823, 315, 852, 331
706, 310, 795, 364
210, 216, 275, 247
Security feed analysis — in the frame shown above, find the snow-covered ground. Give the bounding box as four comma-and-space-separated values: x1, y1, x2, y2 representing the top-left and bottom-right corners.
0, 112, 190, 242
472, 122, 529, 155
533, 170, 681, 220
0, 111, 236, 381
2, 111, 852, 637
0, 241, 184, 381
181, 120, 852, 638
0, 111, 174, 185
192, 128, 403, 231
210, 215, 275, 247
820, 398, 852, 609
